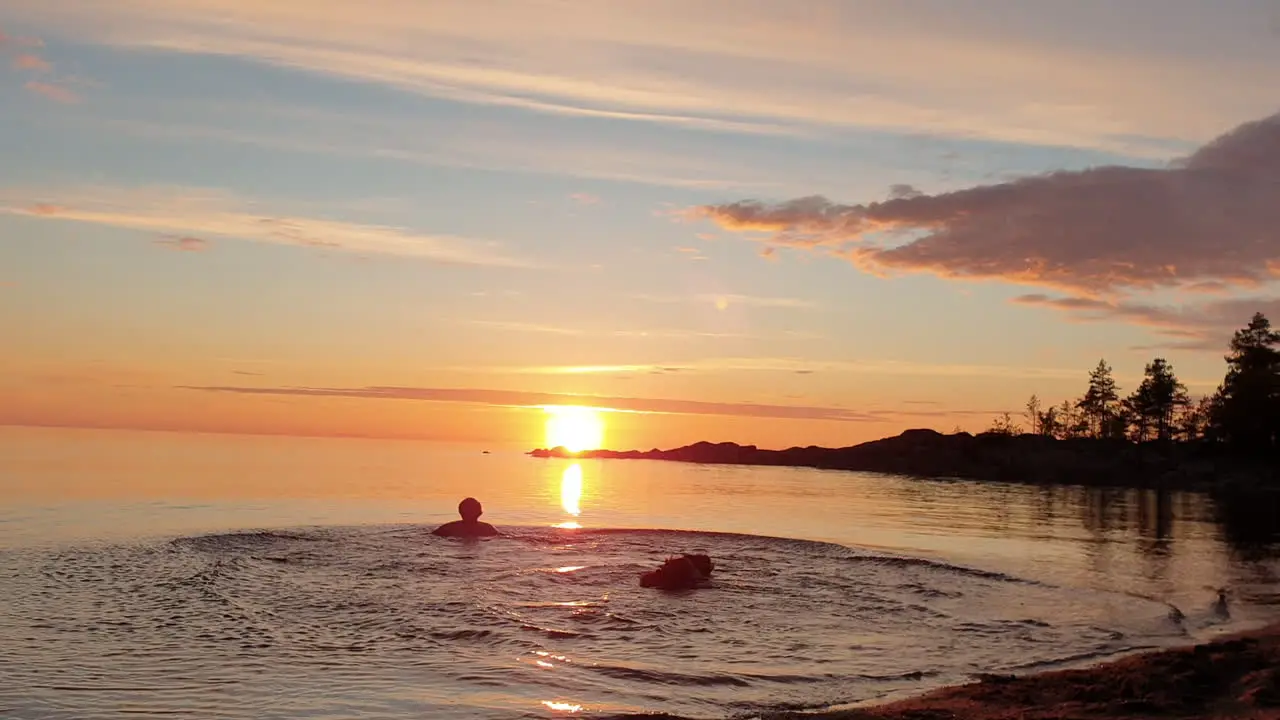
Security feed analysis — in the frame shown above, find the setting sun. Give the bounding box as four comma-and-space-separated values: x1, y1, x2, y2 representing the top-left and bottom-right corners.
543, 406, 605, 453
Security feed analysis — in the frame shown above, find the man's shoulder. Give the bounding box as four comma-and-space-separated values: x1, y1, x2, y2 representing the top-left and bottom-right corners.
432, 521, 499, 537
431, 521, 464, 536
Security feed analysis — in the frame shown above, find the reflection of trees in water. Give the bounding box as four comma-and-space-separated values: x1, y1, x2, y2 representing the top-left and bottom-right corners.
883, 476, 1020, 534
1034, 484, 1280, 583
883, 475, 1278, 572
883, 475, 1277, 609
1212, 489, 1280, 562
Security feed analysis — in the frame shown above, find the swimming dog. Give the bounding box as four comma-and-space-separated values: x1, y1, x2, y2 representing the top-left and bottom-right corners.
639, 554, 714, 590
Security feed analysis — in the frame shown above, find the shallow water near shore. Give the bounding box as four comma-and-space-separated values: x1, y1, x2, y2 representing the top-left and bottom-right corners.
1, 427, 1277, 718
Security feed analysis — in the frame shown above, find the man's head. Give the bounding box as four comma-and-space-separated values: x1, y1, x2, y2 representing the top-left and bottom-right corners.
458, 497, 483, 522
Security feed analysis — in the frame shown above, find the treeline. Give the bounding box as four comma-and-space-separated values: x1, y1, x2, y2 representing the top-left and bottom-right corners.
988, 312, 1280, 454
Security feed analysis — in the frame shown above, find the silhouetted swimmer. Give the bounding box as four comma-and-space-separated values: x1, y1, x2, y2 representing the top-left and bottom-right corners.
432, 497, 500, 538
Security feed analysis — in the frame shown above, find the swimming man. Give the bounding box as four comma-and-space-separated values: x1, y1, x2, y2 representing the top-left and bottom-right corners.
432, 497, 500, 537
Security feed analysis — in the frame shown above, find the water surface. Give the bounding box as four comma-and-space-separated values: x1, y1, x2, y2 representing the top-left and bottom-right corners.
0, 427, 1276, 718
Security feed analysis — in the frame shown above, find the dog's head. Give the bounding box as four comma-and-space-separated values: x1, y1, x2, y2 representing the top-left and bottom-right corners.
684, 554, 714, 576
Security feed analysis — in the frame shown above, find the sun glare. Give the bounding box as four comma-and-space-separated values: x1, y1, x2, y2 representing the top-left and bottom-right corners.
543, 405, 605, 453
541, 700, 583, 713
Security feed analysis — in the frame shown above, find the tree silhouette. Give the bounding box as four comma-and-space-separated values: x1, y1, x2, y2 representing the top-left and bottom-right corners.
1025, 394, 1042, 435
1211, 312, 1280, 452
1124, 358, 1188, 442
1077, 359, 1121, 438
1179, 395, 1214, 442
1037, 404, 1060, 438
1038, 400, 1088, 439
987, 412, 1021, 436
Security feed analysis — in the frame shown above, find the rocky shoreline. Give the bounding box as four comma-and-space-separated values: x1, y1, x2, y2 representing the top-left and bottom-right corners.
607, 625, 1280, 720
777, 624, 1280, 720
529, 429, 1278, 494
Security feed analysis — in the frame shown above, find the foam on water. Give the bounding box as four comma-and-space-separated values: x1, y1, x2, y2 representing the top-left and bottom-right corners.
0, 525, 1203, 719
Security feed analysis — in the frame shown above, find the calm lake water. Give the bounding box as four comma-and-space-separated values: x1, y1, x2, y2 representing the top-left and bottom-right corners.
1, 426, 1277, 719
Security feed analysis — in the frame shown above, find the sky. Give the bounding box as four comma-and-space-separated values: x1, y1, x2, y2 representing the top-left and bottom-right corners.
2, 0, 1279, 450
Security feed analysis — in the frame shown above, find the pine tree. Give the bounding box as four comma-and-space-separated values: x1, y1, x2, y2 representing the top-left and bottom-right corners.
1179, 395, 1214, 442
1077, 360, 1121, 438
1211, 313, 1280, 452
1025, 395, 1042, 436
1038, 405, 1060, 438
1125, 358, 1188, 442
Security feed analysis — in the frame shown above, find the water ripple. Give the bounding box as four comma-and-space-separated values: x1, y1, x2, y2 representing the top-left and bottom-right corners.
0, 526, 1187, 718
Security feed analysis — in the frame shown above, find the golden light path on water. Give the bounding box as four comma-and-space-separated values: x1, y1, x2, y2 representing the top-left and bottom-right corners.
556, 464, 583, 529
541, 700, 583, 713
542, 405, 604, 530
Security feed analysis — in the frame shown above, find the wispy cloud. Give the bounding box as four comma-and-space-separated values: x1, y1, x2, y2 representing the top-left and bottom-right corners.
1012, 293, 1280, 352
102, 112, 771, 191
609, 328, 753, 340
0, 27, 44, 48
155, 235, 209, 252
457, 320, 759, 341
22, 80, 79, 103
569, 192, 600, 205
10, 1, 1279, 154
12, 53, 50, 71
179, 382, 1062, 427
501, 356, 1090, 381
1, 186, 531, 267
634, 292, 817, 310
3, 27, 84, 103
696, 113, 1280, 296
181, 383, 884, 424
700, 293, 815, 310
462, 320, 585, 336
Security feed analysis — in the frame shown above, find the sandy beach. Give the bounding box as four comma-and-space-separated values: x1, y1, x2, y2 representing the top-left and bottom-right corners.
754, 624, 1280, 720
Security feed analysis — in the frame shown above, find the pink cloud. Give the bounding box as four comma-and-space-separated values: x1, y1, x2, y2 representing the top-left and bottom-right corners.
25, 81, 79, 104
12, 54, 50, 72
569, 192, 600, 205
26, 203, 65, 216
182, 382, 1006, 426
155, 236, 210, 252
1012, 293, 1280, 352
696, 112, 1280, 296
0, 29, 43, 48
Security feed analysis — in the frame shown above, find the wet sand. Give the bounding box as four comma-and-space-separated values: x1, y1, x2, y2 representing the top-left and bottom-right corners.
787, 624, 1280, 720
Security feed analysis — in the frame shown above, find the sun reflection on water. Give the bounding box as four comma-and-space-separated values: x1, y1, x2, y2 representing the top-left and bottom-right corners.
561, 464, 582, 516
555, 463, 583, 528
541, 700, 583, 713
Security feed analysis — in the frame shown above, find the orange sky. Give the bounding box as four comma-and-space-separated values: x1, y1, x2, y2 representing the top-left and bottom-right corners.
3, 1, 1278, 450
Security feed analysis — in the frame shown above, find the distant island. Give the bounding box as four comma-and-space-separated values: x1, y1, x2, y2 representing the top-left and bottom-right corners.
533, 313, 1280, 496
530, 428, 1274, 493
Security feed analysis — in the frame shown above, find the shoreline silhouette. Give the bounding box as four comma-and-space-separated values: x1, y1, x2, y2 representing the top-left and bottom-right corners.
530, 429, 1277, 494
534, 312, 1279, 498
